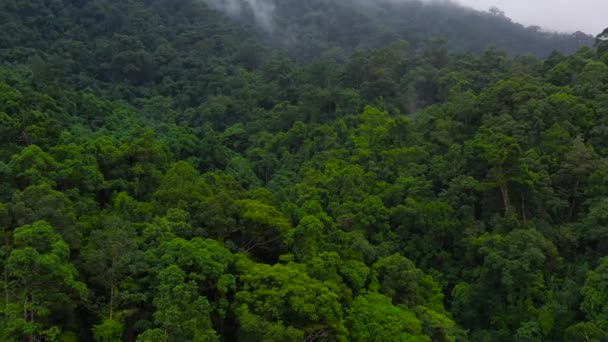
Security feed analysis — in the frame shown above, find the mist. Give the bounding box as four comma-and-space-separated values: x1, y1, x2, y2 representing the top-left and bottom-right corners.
360, 0, 606, 34
203, 0, 458, 31
203, 0, 605, 35
457, 0, 607, 34
203, 0, 276, 31
198, 0, 598, 62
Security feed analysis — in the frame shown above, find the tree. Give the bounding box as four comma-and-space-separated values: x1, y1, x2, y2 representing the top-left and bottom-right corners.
233, 199, 293, 261
489, 6, 505, 17
582, 258, 608, 331
140, 265, 219, 342
579, 198, 608, 256
147, 237, 234, 291
52, 142, 105, 193
371, 254, 445, 313
565, 322, 608, 342
153, 161, 211, 210
291, 215, 324, 260
574, 61, 608, 97
93, 318, 124, 342
468, 127, 522, 214
235, 305, 304, 342
346, 292, 429, 342
596, 28, 608, 55
453, 229, 561, 336
9, 145, 59, 189
9, 184, 80, 248
554, 137, 598, 222
145, 237, 235, 338
82, 215, 142, 325
235, 261, 347, 341
1, 221, 87, 341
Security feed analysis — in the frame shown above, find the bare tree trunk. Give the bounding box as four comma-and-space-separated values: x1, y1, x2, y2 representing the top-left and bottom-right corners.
4, 252, 8, 314
24, 294, 35, 342
568, 178, 580, 222
500, 183, 510, 214
110, 285, 114, 320
30, 295, 35, 342
521, 194, 527, 226
23, 294, 27, 323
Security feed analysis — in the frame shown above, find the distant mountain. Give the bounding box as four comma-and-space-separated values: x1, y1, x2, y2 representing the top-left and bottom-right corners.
597, 28, 608, 54
219, 0, 595, 62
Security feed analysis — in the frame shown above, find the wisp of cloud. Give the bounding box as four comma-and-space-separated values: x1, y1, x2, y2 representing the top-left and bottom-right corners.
203, 0, 276, 31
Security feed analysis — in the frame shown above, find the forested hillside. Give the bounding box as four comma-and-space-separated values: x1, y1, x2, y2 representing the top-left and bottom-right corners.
215, 0, 594, 61
1, 0, 608, 341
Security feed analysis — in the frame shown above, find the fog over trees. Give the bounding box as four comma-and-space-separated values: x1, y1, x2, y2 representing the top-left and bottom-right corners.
203, 0, 594, 61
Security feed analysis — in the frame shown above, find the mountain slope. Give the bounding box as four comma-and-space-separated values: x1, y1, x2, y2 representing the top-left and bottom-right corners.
2, 1, 608, 341
220, 0, 595, 61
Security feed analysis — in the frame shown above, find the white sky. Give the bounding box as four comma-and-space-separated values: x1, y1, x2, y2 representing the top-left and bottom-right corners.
456, 0, 607, 34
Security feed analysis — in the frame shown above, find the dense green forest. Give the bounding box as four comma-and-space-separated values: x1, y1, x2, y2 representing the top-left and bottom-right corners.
1, 0, 608, 341
246, 0, 595, 61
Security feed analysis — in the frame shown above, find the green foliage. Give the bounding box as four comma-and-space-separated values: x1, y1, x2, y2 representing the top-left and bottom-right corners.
153, 161, 211, 210
372, 254, 445, 312
93, 318, 124, 342
0, 1, 606, 341
236, 305, 305, 342
145, 265, 219, 341
346, 292, 429, 342
596, 28, 608, 56
453, 229, 562, 338
265, 0, 592, 62
565, 322, 608, 342
2, 221, 87, 341
582, 258, 608, 331
235, 261, 347, 341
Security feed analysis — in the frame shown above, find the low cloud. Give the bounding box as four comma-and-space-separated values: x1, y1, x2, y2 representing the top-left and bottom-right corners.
453, 0, 607, 34
203, 0, 276, 31
202, 0, 606, 35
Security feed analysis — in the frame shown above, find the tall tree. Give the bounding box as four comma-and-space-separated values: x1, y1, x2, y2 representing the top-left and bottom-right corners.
1, 221, 87, 341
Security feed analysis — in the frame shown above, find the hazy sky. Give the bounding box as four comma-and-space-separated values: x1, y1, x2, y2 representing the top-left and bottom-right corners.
457, 0, 607, 34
